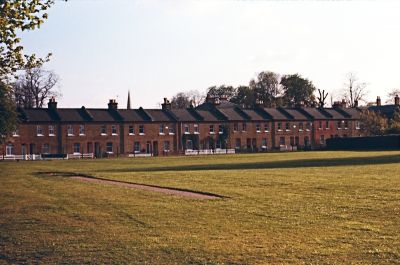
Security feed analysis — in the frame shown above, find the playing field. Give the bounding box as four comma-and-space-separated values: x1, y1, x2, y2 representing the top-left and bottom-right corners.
1, 151, 400, 264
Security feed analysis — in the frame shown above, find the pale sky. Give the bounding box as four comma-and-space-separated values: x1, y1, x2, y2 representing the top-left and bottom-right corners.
20, 0, 400, 108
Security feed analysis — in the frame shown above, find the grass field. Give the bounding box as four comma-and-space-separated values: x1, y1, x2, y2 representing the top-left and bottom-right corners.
1, 151, 400, 264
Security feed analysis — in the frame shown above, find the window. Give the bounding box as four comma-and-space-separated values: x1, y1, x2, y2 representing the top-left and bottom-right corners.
320, 135, 325, 145
79, 125, 85, 135
235, 138, 241, 149
106, 142, 113, 153
344, 121, 349, 129
159, 124, 165, 134
356, 121, 361, 130
218, 125, 224, 134
264, 123, 269, 132
337, 121, 342, 129
67, 125, 74, 136
12, 128, 19, 137
233, 123, 238, 132
129, 125, 135, 135
134, 141, 140, 153
194, 124, 199, 134
42, 144, 50, 154
306, 122, 311, 131
101, 125, 107, 135
277, 122, 282, 131
285, 122, 290, 131
49, 125, 55, 136
184, 124, 190, 134
319, 121, 323, 130
6, 144, 14, 156
169, 126, 175, 135
186, 140, 193, 150
37, 125, 43, 136
139, 125, 145, 135
163, 141, 170, 152
256, 123, 261, 132
261, 138, 267, 149
279, 137, 285, 145
209, 125, 215, 134
299, 122, 304, 131
325, 121, 330, 130
73, 143, 81, 154
242, 123, 247, 132
111, 125, 117, 135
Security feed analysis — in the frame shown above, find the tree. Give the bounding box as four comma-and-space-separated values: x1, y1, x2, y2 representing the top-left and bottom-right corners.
13, 67, 60, 108
359, 109, 388, 136
0, 0, 60, 80
206, 85, 236, 100
0, 82, 17, 144
317, 89, 329, 108
186, 90, 205, 107
249, 71, 282, 107
171, 92, 191, 109
281, 74, 316, 107
342, 72, 368, 108
386, 88, 400, 104
387, 108, 400, 134
230, 86, 256, 108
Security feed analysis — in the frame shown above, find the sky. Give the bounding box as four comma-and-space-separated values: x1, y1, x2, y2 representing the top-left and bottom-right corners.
20, 0, 400, 108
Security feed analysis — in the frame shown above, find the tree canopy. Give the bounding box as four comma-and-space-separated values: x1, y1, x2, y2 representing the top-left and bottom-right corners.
281, 74, 316, 107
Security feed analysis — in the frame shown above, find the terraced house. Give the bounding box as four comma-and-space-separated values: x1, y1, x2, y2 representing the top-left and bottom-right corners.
1, 96, 362, 159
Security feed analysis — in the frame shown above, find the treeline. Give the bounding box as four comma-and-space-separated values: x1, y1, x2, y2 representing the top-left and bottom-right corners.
171, 71, 335, 109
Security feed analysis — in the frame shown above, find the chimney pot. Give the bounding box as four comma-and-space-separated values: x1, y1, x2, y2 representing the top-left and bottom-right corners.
48, 97, 57, 109
108, 99, 118, 109
376, 96, 382, 106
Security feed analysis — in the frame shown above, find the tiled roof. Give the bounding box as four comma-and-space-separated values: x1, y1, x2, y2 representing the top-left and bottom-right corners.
145, 109, 174, 122
262, 108, 290, 120
323, 108, 348, 119
118, 109, 146, 122
21, 109, 54, 122
300, 108, 329, 119
85, 109, 117, 122
218, 108, 246, 121
242, 109, 267, 121
170, 109, 200, 122
281, 108, 309, 120
56, 109, 87, 122
195, 110, 220, 121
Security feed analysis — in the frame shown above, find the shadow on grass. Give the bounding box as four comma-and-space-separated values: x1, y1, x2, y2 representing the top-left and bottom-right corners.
99, 154, 400, 173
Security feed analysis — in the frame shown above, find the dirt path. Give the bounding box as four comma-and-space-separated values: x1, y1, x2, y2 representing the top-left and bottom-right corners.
70, 176, 221, 199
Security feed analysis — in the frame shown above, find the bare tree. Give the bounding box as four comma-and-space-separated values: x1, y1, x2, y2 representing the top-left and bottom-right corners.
187, 90, 205, 107
342, 72, 368, 108
13, 67, 60, 108
386, 88, 400, 104
317, 89, 328, 108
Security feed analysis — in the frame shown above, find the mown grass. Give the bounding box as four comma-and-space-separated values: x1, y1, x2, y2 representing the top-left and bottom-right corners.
1, 151, 400, 264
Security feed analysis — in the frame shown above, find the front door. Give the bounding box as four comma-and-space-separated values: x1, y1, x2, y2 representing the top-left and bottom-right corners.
21, 144, 27, 158
146, 141, 152, 154
153, 141, 158, 156
94, 142, 101, 158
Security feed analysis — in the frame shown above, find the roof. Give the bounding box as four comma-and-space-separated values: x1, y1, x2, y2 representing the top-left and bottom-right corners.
281, 108, 309, 120
145, 109, 174, 122
118, 109, 146, 122
218, 108, 247, 121
170, 109, 200, 122
262, 108, 290, 120
56, 109, 87, 122
368, 105, 399, 118
195, 110, 220, 121
323, 108, 348, 119
21, 109, 54, 122
242, 109, 267, 121
300, 108, 329, 119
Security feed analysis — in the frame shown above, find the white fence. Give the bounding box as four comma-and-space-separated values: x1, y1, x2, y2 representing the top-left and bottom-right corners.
279, 145, 298, 152
185, 149, 236, 156
66, 153, 94, 159
1, 154, 42, 161
128, 153, 153, 158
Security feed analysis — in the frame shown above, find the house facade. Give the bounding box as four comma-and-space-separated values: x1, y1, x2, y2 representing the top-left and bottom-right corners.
1, 97, 362, 158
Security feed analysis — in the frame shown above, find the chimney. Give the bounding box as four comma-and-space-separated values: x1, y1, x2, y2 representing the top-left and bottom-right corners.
332, 101, 341, 108
376, 96, 381, 106
341, 99, 347, 108
395, 95, 399, 106
354, 100, 358, 108
48, 97, 57, 109
161, 97, 171, 110
108, 99, 118, 109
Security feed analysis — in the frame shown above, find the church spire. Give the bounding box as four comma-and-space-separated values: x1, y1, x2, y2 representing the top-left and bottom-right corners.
127, 90, 131, 109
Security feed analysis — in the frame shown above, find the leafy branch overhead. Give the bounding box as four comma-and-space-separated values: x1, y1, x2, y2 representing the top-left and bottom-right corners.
0, 0, 57, 78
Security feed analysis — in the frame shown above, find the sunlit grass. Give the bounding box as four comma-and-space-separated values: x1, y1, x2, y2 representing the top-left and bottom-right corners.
1, 151, 400, 264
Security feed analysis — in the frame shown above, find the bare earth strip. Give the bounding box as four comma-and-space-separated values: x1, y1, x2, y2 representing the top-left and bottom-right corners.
70, 176, 220, 199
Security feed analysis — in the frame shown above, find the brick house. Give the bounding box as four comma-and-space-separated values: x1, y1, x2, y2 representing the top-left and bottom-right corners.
1, 97, 362, 158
